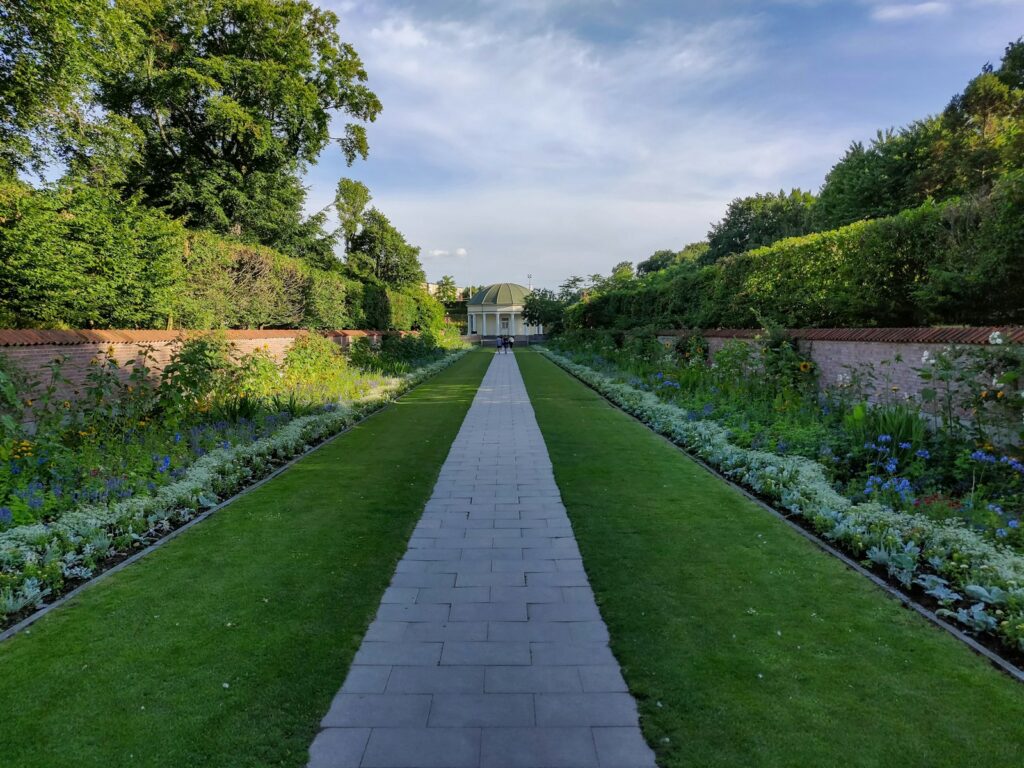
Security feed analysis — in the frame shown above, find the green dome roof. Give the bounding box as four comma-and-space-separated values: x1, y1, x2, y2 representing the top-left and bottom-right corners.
467, 283, 531, 306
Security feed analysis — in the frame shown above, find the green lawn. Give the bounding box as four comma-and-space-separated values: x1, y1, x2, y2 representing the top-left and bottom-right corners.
516, 349, 1024, 768
0, 349, 491, 768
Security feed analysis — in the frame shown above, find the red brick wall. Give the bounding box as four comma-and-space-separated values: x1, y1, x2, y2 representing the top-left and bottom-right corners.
0, 329, 389, 402
702, 336, 949, 401
656, 327, 1022, 403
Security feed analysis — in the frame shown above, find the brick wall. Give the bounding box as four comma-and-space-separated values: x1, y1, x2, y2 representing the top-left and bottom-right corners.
0, 329, 391, 402
657, 327, 1023, 403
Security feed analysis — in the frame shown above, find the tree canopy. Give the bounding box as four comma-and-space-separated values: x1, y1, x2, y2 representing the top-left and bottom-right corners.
705, 189, 816, 262
98, 0, 382, 257
346, 208, 426, 288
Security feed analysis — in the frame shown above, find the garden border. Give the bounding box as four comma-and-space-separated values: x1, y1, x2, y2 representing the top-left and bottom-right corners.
0, 348, 474, 644
529, 347, 1024, 685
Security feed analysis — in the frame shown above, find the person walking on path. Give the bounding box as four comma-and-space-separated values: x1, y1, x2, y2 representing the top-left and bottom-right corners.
496, 335, 504, 353
508, 335, 515, 353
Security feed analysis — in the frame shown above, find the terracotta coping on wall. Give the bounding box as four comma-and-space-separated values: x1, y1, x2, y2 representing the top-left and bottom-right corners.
0, 329, 409, 347
655, 327, 1024, 345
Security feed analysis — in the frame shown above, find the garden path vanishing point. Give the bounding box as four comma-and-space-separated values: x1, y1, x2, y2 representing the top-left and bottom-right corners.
308, 350, 656, 768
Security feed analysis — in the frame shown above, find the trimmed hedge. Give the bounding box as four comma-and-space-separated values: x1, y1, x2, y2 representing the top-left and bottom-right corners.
0, 180, 443, 332
577, 171, 1024, 329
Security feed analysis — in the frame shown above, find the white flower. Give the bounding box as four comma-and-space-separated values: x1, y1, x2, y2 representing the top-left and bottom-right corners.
989, 331, 1004, 345
921, 351, 931, 364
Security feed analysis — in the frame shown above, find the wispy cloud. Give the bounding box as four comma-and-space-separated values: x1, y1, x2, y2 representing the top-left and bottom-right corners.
309, 0, 1023, 286
426, 247, 469, 258
869, 2, 949, 21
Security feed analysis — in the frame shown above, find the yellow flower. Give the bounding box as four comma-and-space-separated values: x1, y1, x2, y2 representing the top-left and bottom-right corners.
981, 390, 989, 399
997, 390, 1005, 399
62, 400, 71, 409
798, 361, 813, 373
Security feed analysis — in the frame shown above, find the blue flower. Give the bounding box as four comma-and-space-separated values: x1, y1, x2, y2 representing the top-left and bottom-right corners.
157, 455, 171, 473
0, 507, 11, 525
173, 432, 182, 444
971, 450, 997, 464
884, 458, 898, 474
702, 403, 714, 416
877, 434, 892, 443
997, 528, 1008, 538
898, 442, 912, 450
1010, 519, 1020, 529
915, 449, 930, 460
988, 503, 1004, 516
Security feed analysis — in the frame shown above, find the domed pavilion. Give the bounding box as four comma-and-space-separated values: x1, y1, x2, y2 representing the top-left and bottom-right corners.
466, 282, 543, 338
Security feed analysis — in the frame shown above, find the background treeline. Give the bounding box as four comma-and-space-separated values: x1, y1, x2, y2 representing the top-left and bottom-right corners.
0, 0, 442, 332
557, 40, 1024, 331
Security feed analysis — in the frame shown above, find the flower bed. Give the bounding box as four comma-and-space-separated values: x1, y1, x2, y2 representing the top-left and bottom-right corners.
538, 346, 1024, 655
0, 343, 468, 626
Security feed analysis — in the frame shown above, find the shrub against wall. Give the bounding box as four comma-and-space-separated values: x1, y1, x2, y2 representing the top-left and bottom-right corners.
578, 173, 1024, 330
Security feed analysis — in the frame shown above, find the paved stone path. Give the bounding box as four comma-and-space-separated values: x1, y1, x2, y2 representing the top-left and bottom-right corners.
308, 351, 655, 768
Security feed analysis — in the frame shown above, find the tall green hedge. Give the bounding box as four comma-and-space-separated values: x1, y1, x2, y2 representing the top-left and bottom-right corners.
0, 180, 185, 328
577, 172, 1024, 330
0, 181, 444, 331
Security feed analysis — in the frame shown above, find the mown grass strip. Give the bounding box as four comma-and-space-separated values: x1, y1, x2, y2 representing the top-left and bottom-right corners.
516, 349, 1024, 768
0, 348, 491, 768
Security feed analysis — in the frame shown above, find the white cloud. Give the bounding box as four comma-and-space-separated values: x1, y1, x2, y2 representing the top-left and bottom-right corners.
870, 2, 949, 21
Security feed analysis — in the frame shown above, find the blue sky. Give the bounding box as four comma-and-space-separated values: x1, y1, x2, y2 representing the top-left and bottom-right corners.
307, 0, 1024, 289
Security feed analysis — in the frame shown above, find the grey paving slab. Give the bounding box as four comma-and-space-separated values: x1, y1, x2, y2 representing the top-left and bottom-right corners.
308, 352, 653, 768
481, 728, 598, 768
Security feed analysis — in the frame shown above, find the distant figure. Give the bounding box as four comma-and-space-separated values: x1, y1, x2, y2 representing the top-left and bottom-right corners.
508, 336, 516, 353
497, 335, 504, 353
